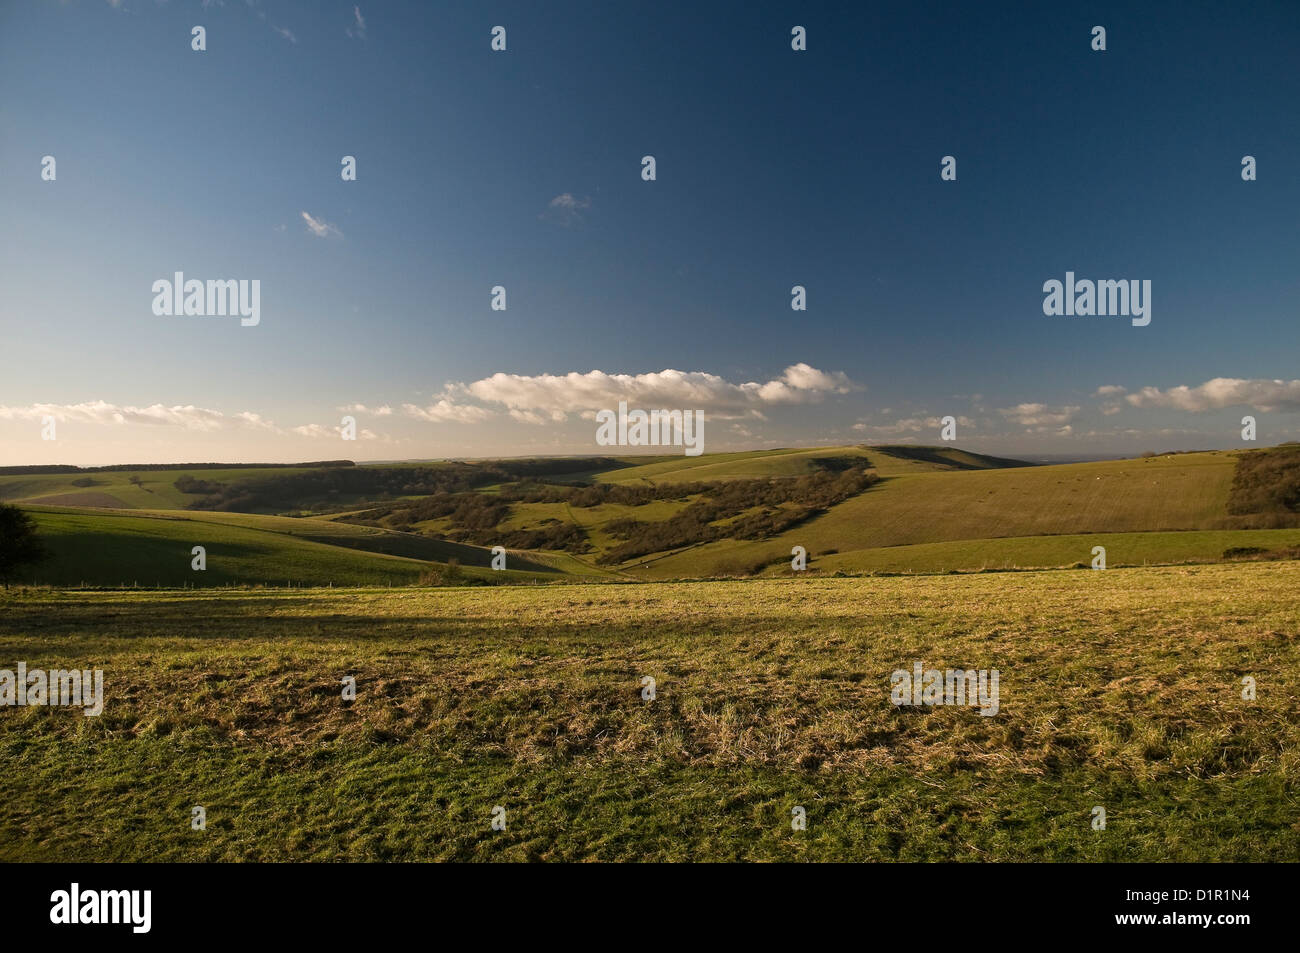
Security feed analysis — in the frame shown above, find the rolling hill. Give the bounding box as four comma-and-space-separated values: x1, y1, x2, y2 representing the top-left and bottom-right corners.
17, 506, 586, 588
632, 449, 1246, 577
0, 465, 333, 510
6, 444, 1299, 585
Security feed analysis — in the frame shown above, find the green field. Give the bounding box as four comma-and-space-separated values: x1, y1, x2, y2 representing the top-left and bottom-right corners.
650, 528, 1300, 579
7, 445, 1297, 585
19, 506, 571, 587
633, 451, 1236, 575
602, 448, 1282, 578
536, 446, 1272, 580
2, 562, 1296, 861
599, 445, 1026, 483
0, 466, 329, 510
598, 447, 875, 483
802, 529, 1300, 574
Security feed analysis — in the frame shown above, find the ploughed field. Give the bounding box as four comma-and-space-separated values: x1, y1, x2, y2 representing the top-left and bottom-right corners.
1, 561, 1297, 861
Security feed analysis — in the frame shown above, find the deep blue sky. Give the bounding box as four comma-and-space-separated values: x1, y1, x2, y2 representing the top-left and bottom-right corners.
2, 0, 1298, 464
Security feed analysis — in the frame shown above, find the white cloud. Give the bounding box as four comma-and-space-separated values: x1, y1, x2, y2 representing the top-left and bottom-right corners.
232, 412, 281, 432
541, 193, 592, 226
1094, 385, 1127, 417
756, 363, 856, 401
549, 193, 590, 210
997, 403, 1080, 429
507, 408, 562, 426
0, 401, 234, 431
464, 363, 858, 421
1125, 378, 1300, 413
346, 6, 366, 39
272, 25, 297, 44
854, 415, 972, 436
402, 399, 494, 424
301, 210, 342, 238
291, 424, 334, 438
289, 420, 385, 441
0, 402, 308, 436
338, 404, 392, 416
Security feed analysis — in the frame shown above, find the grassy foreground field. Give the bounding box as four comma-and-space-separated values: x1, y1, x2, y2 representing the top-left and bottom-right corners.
2, 561, 1297, 861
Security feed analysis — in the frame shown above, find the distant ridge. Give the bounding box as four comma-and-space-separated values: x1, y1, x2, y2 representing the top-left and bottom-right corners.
865, 445, 1033, 470
0, 461, 356, 476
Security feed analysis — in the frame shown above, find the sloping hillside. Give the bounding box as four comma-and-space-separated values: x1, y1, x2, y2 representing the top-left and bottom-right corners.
597, 444, 1029, 484
19, 506, 580, 587
13, 446, 1297, 583
634, 450, 1242, 577
0, 466, 330, 510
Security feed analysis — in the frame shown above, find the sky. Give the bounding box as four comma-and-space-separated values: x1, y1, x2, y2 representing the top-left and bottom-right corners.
2, 0, 1299, 466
